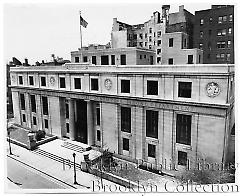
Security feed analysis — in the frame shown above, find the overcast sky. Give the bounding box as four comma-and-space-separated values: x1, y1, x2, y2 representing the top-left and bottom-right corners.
4, 3, 213, 64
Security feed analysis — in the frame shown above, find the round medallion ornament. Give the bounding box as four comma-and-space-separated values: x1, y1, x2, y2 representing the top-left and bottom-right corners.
206, 82, 220, 97
50, 76, 55, 85
104, 79, 112, 90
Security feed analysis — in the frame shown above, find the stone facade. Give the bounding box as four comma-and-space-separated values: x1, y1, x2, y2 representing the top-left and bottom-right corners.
10, 63, 235, 171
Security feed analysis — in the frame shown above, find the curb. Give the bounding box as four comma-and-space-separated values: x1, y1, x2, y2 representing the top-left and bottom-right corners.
7, 154, 91, 189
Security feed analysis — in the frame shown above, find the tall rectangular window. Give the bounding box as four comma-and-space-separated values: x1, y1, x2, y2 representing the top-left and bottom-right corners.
65, 101, 69, 119
123, 138, 129, 151
19, 76, 23, 85
97, 130, 101, 141
33, 116, 37, 125
75, 57, 79, 63
178, 151, 187, 166
66, 123, 70, 133
74, 78, 81, 89
60, 77, 66, 88
120, 55, 126, 65
200, 19, 204, 25
148, 144, 156, 158
29, 76, 34, 85
22, 114, 26, 122
30, 95, 36, 113
41, 76, 46, 87
169, 38, 173, 47
42, 96, 48, 115
111, 55, 115, 65
91, 78, 99, 91
121, 107, 131, 133
147, 80, 158, 95
121, 80, 130, 93
96, 107, 100, 126
92, 56, 97, 65
20, 93, 25, 110
178, 82, 192, 98
44, 119, 49, 129
176, 114, 192, 145
146, 110, 158, 139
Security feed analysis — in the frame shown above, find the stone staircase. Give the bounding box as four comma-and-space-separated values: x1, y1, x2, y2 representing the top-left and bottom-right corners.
61, 141, 91, 153
33, 148, 81, 170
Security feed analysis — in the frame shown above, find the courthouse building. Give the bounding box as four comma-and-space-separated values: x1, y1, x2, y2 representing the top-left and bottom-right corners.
10, 55, 235, 170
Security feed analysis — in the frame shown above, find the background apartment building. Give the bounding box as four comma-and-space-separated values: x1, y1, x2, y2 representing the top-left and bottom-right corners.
193, 5, 234, 64
111, 5, 201, 65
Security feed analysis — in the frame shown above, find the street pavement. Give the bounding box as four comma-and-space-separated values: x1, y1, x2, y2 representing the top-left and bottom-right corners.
7, 156, 68, 189
5, 139, 125, 193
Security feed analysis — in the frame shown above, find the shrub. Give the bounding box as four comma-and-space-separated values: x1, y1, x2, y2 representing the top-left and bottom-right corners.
35, 130, 46, 141
176, 168, 235, 184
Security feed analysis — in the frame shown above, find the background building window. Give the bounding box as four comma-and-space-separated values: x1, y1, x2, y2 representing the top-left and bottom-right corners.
101, 55, 109, 65
157, 40, 161, 46
75, 57, 79, 63
157, 57, 161, 63
199, 43, 203, 49
146, 110, 158, 139
120, 54, 126, 65
169, 38, 173, 47
40, 76, 46, 86
111, 55, 115, 65
149, 28, 152, 33
60, 77, 66, 88
74, 78, 81, 89
33, 116, 37, 125
200, 31, 203, 38
176, 114, 192, 145
147, 80, 158, 95
178, 151, 187, 166
229, 14, 233, 22
217, 41, 226, 49
19, 76, 23, 85
187, 55, 193, 64
83, 56, 88, 62
157, 31, 161, 37
29, 76, 34, 85
227, 40, 232, 48
121, 107, 131, 133
123, 138, 129, 151
226, 53, 231, 61
42, 96, 48, 115
91, 78, 99, 91
157, 49, 161, 54
228, 28, 232, 35
20, 93, 25, 110
30, 95, 36, 113
92, 56, 97, 65
178, 82, 192, 98
148, 144, 156, 158
200, 19, 204, 25
121, 80, 130, 93
168, 58, 173, 65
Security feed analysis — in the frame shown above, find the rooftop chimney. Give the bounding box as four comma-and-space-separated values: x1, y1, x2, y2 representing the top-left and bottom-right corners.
179, 5, 184, 12
24, 58, 28, 66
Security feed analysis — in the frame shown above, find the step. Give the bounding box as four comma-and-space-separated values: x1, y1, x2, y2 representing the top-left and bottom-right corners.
33, 149, 81, 170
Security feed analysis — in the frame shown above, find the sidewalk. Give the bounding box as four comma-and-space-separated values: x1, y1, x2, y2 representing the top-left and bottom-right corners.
6, 139, 124, 193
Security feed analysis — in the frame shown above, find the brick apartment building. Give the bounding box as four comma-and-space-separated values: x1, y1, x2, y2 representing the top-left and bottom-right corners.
193, 5, 234, 64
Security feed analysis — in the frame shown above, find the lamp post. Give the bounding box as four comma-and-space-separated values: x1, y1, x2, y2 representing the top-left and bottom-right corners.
72, 153, 78, 184
7, 129, 13, 155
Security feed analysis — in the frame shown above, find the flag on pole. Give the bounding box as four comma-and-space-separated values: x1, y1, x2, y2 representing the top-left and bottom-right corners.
80, 15, 88, 28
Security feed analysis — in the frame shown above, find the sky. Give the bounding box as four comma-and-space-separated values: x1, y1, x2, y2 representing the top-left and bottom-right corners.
3, 2, 216, 64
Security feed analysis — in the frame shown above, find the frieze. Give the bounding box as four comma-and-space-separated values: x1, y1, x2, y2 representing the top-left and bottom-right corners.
11, 87, 227, 117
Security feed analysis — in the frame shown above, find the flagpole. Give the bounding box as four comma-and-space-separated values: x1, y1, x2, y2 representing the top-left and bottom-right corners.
79, 11, 83, 62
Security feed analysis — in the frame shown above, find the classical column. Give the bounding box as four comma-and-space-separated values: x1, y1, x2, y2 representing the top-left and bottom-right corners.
86, 100, 94, 146
69, 99, 76, 140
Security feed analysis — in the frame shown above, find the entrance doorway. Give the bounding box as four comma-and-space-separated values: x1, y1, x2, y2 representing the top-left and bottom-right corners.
75, 99, 88, 144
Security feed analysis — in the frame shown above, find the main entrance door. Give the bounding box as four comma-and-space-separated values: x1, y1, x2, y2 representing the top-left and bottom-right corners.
75, 99, 87, 144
